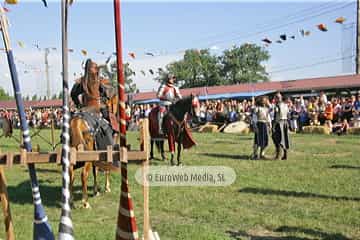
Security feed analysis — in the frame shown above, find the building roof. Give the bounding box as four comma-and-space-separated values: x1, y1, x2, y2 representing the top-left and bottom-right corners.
131, 74, 360, 102
1, 74, 360, 109
0, 99, 62, 109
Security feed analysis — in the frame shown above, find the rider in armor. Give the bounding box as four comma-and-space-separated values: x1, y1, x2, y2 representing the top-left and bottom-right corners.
156, 74, 182, 134
70, 59, 116, 148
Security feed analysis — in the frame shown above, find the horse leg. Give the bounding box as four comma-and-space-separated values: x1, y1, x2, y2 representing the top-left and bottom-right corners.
81, 162, 92, 208
69, 164, 75, 207
160, 140, 166, 161
92, 165, 100, 197
105, 171, 111, 193
168, 131, 175, 166
150, 139, 154, 160
177, 134, 184, 166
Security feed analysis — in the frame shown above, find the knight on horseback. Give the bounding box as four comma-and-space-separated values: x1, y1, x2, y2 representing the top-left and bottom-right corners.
70, 58, 117, 147
156, 74, 182, 134
69, 58, 118, 208
149, 75, 199, 166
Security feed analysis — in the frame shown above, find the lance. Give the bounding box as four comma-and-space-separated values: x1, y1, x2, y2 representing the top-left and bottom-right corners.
0, 6, 54, 240
58, 0, 74, 239
114, 1, 139, 240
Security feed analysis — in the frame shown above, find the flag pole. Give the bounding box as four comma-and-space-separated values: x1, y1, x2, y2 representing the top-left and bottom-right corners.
0, 6, 54, 240
58, 0, 74, 239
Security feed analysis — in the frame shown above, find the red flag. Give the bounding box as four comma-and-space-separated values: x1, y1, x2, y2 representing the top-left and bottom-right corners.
128, 52, 136, 59
317, 24, 328, 32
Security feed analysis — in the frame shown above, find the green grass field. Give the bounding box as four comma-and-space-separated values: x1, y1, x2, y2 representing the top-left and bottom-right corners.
0, 129, 359, 240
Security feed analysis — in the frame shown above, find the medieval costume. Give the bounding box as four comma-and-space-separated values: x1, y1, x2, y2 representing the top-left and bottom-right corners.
70, 59, 116, 149
252, 98, 271, 160
156, 74, 182, 134
272, 93, 290, 160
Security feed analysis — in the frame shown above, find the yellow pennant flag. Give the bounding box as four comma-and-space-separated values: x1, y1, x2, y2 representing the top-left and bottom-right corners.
17, 41, 25, 48
5, 0, 18, 4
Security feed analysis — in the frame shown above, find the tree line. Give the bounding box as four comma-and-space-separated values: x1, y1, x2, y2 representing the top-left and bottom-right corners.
0, 43, 270, 101
155, 43, 270, 89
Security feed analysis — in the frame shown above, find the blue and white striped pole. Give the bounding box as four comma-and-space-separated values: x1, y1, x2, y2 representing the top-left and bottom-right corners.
0, 6, 55, 240
58, 0, 74, 239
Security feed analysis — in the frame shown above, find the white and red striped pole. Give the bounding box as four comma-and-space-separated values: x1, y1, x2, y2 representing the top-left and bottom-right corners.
114, 0, 126, 147
114, 1, 139, 239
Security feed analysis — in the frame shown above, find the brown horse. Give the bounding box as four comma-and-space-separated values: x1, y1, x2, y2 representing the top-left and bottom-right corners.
69, 95, 118, 209
149, 95, 200, 165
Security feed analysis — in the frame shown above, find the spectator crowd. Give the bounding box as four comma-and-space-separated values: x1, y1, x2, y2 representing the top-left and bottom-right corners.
1, 91, 360, 135
0, 108, 63, 129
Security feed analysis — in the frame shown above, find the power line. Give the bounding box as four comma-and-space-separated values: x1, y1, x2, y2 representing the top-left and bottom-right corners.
269, 55, 354, 74
129, 1, 355, 61
198, 0, 348, 45
269, 52, 345, 70
206, 1, 355, 48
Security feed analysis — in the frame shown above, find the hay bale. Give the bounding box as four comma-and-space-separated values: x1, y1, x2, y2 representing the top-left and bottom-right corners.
302, 126, 331, 135
223, 121, 250, 134
199, 123, 219, 133
348, 127, 360, 135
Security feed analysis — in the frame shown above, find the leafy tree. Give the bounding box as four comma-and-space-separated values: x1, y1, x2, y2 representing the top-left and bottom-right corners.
58, 91, 63, 100
155, 49, 221, 89
0, 87, 12, 100
51, 94, 58, 100
31, 94, 38, 101
220, 44, 270, 84
109, 62, 138, 93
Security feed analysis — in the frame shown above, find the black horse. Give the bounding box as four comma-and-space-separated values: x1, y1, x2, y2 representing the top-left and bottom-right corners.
149, 95, 200, 166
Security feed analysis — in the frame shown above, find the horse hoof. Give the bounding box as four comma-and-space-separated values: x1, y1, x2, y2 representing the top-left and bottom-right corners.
105, 188, 111, 193
94, 191, 100, 197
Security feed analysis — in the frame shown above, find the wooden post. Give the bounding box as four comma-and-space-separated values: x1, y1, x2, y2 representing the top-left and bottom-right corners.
140, 119, 150, 240
0, 167, 15, 240
50, 111, 55, 150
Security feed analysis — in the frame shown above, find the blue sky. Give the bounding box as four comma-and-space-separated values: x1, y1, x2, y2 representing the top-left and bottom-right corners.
0, 0, 356, 97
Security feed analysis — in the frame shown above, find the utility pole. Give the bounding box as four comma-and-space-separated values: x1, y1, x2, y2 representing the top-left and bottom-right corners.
356, 0, 360, 74
45, 48, 50, 99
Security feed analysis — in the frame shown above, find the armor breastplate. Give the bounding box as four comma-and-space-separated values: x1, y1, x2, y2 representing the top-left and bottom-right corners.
160, 85, 176, 102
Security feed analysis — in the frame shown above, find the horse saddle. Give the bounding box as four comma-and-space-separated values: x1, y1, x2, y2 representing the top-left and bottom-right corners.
72, 112, 114, 150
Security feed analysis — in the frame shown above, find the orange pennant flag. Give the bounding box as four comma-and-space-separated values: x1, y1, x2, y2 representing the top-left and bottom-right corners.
335, 17, 346, 24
